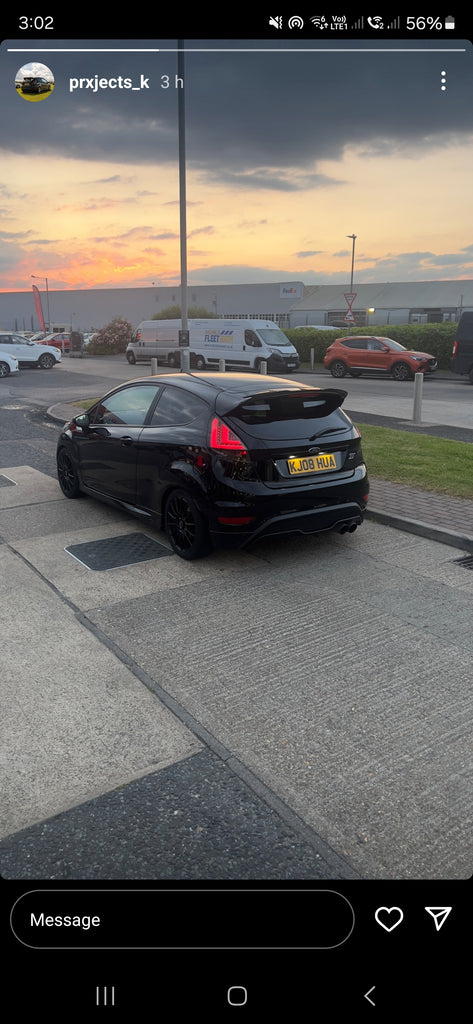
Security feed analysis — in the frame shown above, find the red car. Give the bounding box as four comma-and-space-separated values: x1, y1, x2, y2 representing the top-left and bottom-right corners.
323, 335, 438, 381
42, 333, 71, 351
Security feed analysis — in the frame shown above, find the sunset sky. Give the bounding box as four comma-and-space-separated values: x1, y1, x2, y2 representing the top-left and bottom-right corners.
0, 37, 472, 292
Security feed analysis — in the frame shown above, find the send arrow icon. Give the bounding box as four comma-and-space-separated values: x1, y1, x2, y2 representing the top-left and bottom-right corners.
425, 907, 452, 931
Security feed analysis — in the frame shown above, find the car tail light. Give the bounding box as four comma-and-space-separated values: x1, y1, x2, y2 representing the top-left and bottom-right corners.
217, 516, 255, 525
210, 417, 247, 453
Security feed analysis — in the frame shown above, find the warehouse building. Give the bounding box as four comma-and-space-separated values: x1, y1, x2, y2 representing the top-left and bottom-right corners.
0, 282, 304, 334
1, 279, 472, 334
288, 280, 473, 328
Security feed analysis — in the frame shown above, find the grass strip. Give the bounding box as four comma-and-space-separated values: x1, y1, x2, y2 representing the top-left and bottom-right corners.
356, 423, 473, 500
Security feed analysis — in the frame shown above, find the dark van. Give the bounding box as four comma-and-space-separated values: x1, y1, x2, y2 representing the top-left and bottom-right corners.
451, 312, 473, 383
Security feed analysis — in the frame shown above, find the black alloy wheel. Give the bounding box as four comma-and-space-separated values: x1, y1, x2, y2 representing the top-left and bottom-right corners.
391, 361, 412, 381
38, 353, 56, 369
164, 489, 212, 560
329, 360, 348, 378
57, 449, 81, 498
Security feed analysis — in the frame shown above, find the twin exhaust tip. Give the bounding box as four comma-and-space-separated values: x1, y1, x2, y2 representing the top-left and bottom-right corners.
338, 520, 360, 534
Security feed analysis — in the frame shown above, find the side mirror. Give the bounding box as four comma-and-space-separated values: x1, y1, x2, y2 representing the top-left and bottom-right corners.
74, 413, 90, 429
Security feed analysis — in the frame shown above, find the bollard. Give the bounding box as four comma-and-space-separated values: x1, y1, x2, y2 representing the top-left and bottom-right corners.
310, 348, 314, 370
412, 371, 423, 423
151, 358, 158, 375
219, 359, 226, 372
181, 348, 190, 372
260, 361, 267, 374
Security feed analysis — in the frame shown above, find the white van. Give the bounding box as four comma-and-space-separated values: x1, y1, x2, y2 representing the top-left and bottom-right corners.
126, 319, 300, 373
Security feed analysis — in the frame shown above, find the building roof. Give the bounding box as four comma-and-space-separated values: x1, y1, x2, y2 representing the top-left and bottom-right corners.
292, 280, 473, 310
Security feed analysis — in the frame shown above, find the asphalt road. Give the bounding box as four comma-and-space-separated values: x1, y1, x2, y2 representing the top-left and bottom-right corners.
2, 354, 472, 432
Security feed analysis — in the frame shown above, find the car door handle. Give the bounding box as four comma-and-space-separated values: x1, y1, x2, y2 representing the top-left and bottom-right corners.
120, 436, 134, 446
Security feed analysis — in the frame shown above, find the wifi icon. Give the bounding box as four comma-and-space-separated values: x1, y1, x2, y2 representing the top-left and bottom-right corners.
310, 15, 328, 29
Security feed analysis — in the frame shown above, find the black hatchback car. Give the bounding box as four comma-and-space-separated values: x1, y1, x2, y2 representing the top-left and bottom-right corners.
21, 76, 52, 93
56, 373, 369, 559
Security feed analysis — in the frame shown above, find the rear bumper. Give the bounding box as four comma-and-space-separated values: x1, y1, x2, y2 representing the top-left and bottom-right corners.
208, 495, 368, 549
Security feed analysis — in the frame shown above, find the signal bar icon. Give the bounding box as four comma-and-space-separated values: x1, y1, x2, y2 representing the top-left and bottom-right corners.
387, 17, 401, 29
351, 17, 364, 30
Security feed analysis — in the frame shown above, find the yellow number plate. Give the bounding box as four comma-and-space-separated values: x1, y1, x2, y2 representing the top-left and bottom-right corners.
287, 453, 337, 475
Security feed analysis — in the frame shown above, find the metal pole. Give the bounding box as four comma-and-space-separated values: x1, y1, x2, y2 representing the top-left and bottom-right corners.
413, 372, 423, 423
178, 40, 188, 332
45, 277, 50, 332
346, 234, 356, 292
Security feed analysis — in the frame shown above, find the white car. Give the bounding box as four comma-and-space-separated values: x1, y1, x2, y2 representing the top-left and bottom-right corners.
0, 332, 61, 368
292, 324, 338, 330
0, 350, 20, 377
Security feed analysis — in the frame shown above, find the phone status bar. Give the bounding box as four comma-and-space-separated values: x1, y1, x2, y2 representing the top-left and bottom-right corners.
267, 15, 458, 33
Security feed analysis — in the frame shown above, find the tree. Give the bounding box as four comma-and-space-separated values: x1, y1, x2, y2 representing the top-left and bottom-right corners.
87, 316, 134, 354
152, 306, 217, 320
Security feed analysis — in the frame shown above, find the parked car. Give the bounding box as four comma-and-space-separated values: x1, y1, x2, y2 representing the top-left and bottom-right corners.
21, 77, 52, 94
56, 372, 369, 560
42, 332, 71, 351
324, 335, 437, 380
0, 351, 20, 377
451, 312, 473, 383
0, 333, 61, 368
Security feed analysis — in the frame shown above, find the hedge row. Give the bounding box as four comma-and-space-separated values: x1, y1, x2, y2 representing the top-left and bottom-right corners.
283, 323, 457, 369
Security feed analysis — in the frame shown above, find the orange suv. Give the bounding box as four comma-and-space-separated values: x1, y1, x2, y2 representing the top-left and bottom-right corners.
324, 335, 437, 381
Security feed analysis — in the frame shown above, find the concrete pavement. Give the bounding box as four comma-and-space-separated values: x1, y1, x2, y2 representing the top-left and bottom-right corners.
0, 395, 472, 881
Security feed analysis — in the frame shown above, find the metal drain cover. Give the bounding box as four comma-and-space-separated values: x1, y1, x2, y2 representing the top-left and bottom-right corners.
452, 555, 473, 570
65, 532, 172, 570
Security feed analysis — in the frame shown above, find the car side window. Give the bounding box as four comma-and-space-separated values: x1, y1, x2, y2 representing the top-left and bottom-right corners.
149, 386, 208, 426
90, 385, 158, 426
343, 339, 367, 349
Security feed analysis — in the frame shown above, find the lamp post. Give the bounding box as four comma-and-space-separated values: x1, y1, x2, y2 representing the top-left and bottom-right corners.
31, 274, 50, 332
346, 234, 356, 292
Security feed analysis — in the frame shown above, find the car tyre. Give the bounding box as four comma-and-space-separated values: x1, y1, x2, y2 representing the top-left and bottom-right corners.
0, 361, 10, 378
392, 361, 412, 381
126, 351, 136, 364
57, 449, 81, 498
168, 352, 179, 368
38, 353, 56, 369
164, 488, 212, 560
194, 355, 206, 370
329, 360, 348, 378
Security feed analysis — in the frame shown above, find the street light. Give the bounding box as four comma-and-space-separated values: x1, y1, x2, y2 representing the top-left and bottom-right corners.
31, 274, 50, 332
346, 234, 356, 291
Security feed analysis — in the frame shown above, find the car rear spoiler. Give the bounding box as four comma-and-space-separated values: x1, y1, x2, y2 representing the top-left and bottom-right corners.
215, 388, 348, 417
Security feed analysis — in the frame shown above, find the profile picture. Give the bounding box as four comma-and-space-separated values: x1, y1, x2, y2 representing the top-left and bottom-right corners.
16, 62, 54, 102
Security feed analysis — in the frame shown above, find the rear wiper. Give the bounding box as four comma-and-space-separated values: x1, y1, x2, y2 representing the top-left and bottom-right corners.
309, 426, 350, 441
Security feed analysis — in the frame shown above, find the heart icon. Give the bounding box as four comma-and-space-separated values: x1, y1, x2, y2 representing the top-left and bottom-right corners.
374, 907, 404, 932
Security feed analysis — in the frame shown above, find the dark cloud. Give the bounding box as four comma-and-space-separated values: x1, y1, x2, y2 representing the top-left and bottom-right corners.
1, 39, 471, 191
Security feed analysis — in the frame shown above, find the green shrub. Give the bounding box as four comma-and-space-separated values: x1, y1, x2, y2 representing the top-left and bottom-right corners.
284, 323, 456, 369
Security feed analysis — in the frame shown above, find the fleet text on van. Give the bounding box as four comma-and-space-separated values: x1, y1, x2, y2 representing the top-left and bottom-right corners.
126, 319, 300, 374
